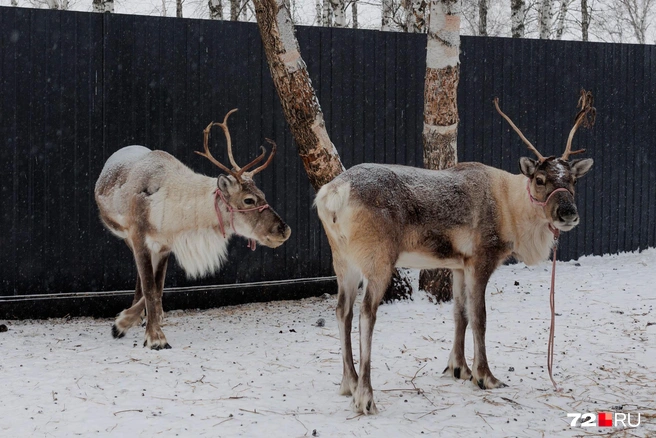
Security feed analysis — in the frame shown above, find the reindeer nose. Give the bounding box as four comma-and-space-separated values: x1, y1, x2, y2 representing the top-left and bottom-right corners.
557, 205, 579, 223
276, 222, 291, 240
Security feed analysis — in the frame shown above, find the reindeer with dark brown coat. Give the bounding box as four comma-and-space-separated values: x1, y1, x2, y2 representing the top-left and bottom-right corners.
315, 92, 596, 414
95, 110, 291, 350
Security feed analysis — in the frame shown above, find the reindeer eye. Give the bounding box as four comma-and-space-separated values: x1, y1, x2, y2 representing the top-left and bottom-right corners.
244, 198, 256, 205
536, 178, 546, 186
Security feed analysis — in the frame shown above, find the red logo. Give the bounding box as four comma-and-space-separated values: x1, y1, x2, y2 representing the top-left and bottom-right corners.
598, 412, 613, 427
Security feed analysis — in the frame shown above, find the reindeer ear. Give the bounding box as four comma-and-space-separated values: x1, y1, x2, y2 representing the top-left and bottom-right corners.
218, 175, 239, 194
519, 157, 538, 178
570, 158, 594, 179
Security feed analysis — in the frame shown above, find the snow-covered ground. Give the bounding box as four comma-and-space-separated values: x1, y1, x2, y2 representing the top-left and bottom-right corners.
1, 249, 655, 437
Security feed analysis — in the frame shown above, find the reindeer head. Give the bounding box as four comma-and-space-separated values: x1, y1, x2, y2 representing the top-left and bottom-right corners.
495, 90, 595, 232
196, 109, 291, 248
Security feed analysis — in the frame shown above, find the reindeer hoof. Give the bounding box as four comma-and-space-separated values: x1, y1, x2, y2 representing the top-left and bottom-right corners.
143, 340, 172, 350
472, 373, 507, 389
111, 324, 125, 339
443, 363, 472, 381
352, 388, 378, 415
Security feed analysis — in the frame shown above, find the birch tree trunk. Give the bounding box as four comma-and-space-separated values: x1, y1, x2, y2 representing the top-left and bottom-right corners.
478, 0, 489, 35
330, 0, 347, 27
405, 0, 428, 33
352, 0, 358, 28
382, 0, 394, 31
231, 0, 240, 20
419, 0, 460, 303
323, 0, 333, 26
177, 0, 184, 17
92, 0, 114, 13
316, 0, 323, 25
581, 0, 589, 41
11, 0, 17, 5
209, 0, 224, 19
555, 0, 569, 39
539, 0, 554, 38
511, 0, 525, 37
253, 0, 413, 301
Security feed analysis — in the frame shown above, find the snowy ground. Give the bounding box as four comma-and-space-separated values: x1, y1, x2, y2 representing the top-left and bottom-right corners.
1, 249, 655, 437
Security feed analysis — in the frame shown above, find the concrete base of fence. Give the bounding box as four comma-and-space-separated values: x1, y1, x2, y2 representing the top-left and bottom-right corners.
0, 277, 337, 320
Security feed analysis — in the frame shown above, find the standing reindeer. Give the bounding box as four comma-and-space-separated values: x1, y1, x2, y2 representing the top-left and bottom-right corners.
95, 109, 291, 350
315, 91, 596, 414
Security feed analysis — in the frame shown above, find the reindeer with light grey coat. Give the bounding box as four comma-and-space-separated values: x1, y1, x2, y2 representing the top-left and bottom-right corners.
95, 109, 291, 350
315, 91, 596, 414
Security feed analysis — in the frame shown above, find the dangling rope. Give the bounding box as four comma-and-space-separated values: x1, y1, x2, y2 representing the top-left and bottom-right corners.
547, 226, 561, 392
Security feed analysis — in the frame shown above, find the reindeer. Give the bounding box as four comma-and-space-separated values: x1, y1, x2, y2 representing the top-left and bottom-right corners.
315, 91, 596, 414
95, 109, 291, 350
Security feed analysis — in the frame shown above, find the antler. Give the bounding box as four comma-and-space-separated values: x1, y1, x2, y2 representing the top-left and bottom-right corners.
196, 109, 276, 183
562, 89, 596, 160
494, 97, 545, 162
196, 118, 239, 179
244, 139, 277, 177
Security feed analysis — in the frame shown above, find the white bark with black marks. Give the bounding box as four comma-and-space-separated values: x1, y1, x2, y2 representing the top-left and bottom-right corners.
330, 0, 347, 27
92, 0, 113, 13
405, 0, 428, 33
539, 0, 554, 39
382, 0, 394, 31
581, 0, 590, 41
478, 0, 489, 35
511, 0, 526, 37
209, 0, 224, 19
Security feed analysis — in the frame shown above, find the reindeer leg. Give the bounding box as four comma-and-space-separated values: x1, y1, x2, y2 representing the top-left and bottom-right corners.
133, 242, 170, 350
112, 295, 146, 339
465, 262, 506, 389
353, 265, 392, 415
112, 242, 146, 338
152, 252, 170, 327
444, 269, 472, 381
334, 260, 360, 397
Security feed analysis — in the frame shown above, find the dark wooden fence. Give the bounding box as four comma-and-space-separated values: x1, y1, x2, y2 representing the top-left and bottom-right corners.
1, 6, 654, 317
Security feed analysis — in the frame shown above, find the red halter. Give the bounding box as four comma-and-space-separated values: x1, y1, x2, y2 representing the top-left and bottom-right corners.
213, 188, 269, 251
525, 179, 570, 207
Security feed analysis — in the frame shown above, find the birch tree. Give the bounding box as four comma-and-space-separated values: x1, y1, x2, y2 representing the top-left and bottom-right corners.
478, 0, 488, 35
177, 0, 184, 16
382, 0, 395, 30
352, 0, 359, 28
92, 0, 112, 12
405, 0, 428, 33
418, 0, 460, 303
323, 0, 333, 26
511, 0, 526, 37
538, 0, 554, 38
209, 0, 224, 19
253, 0, 412, 301
581, 0, 590, 40
555, 0, 570, 39
330, 0, 347, 26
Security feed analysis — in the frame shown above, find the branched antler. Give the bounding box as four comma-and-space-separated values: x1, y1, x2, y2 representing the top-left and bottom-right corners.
196, 109, 276, 183
494, 97, 545, 162
562, 89, 596, 160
